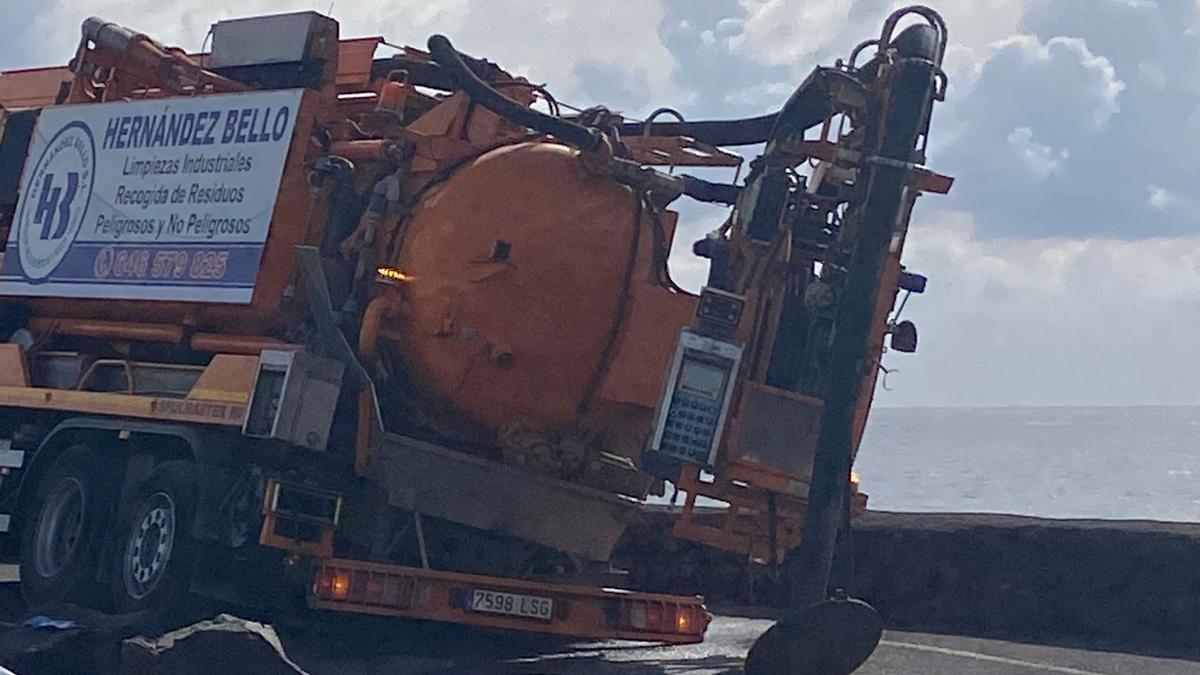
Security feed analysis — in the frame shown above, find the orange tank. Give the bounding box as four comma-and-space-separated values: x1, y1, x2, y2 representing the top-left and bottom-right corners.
392, 141, 669, 438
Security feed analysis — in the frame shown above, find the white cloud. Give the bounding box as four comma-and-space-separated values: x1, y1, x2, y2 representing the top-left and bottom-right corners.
730, 0, 1035, 83
1149, 185, 1175, 211
1138, 61, 1167, 90
931, 31, 1134, 238
1145, 184, 1200, 222
908, 209, 1200, 304
930, 0, 1033, 53
731, 0, 855, 66
722, 80, 794, 108
1006, 126, 1068, 179
4, 0, 682, 112
446, 1, 683, 111
984, 35, 1124, 129
885, 209, 1200, 406
714, 18, 743, 37
671, 204, 1200, 407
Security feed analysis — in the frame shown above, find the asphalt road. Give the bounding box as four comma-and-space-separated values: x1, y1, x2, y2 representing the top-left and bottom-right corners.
281, 614, 1200, 674
0, 562, 1191, 674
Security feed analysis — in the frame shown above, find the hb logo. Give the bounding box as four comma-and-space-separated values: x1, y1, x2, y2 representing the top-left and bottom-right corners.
16, 121, 95, 281
33, 172, 80, 241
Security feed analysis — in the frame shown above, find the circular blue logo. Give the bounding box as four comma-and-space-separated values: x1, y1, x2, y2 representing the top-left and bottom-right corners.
16, 121, 96, 281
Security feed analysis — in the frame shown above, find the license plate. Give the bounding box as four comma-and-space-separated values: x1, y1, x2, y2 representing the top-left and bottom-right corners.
469, 589, 553, 621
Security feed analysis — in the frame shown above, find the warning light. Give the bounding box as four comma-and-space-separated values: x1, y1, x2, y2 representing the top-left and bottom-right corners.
331, 569, 351, 599
376, 266, 413, 284
850, 470, 861, 486
623, 600, 706, 636
675, 608, 692, 633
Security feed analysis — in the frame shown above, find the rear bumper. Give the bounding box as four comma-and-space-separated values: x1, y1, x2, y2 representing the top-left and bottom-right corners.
309, 558, 710, 644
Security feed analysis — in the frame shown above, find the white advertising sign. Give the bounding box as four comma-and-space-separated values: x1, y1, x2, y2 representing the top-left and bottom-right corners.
0, 89, 303, 303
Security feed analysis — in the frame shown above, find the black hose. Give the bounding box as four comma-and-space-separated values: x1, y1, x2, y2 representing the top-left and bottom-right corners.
617, 114, 779, 147
617, 67, 863, 146
426, 35, 862, 153
680, 174, 739, 205
427, 34, 602, 151
370, 55, 503, 92
423, 34, 804, 148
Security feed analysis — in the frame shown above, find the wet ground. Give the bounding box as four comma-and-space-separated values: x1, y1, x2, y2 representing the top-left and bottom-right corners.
0, 563, 1195, 674
282, 612, 1200, 674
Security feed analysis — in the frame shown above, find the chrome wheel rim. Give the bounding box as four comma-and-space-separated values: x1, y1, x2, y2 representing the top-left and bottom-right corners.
34, 477, 85, 578
123, 491, 175, 600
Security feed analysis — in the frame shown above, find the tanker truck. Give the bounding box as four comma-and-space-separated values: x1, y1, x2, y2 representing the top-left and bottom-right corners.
0, 5, 950, 650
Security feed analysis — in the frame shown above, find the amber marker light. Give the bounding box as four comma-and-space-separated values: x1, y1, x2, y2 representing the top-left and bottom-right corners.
376, 266, 414, 284
331, 569, 352, 599
675, 608, 692, 633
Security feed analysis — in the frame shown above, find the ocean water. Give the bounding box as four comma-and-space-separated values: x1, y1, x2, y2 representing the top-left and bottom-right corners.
855, 406, 1200, 522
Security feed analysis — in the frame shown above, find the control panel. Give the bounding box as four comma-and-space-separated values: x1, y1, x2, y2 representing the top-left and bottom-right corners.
649, 330, 743, 467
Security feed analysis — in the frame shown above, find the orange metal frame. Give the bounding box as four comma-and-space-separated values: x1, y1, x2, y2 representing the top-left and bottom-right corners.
668, 253, 906, 563
259, 478, 339, 559
672, 464, 868, 564
0, 344, 253, 428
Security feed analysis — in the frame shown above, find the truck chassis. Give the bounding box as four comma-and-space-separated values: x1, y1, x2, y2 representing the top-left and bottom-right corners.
0, 344, 707, 643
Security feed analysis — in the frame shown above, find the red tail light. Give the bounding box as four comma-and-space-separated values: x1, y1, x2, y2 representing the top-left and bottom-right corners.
313, 566, 420, 610
622, 600, 707, 637
313, 568, 333, 597
313, 566, 352, 600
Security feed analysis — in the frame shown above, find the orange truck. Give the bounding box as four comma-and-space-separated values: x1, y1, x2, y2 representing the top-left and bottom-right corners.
0, 7, 949, 647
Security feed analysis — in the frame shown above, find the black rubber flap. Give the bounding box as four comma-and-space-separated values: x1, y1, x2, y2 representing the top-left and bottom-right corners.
744, 598, 882, 675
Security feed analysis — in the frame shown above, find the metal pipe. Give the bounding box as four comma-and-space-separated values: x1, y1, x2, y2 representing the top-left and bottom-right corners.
329, 140, 402, 164
358, 298, 386, 359
29, 318, 184, 344
190, 333, 299, 355
82, 17, 138, 52
616, 67, 862, 146
80, 16, 247, 93
618, 113, 780, 147
879, 5, 948, 67
427, 34, 741, 206
641, 107, 686, 136
680, 174, 739, 205
426, 34, 603, 151
789, 46, 940, 609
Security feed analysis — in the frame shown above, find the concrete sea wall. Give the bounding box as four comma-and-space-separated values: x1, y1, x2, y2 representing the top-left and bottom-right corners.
851, 512, 1200, 651
617, 510, 1200, 652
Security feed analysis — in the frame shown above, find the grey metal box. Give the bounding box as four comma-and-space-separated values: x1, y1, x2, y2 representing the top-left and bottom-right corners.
208, 12, 336, 68
243, 350, 343, 451
729, 382, 823, 485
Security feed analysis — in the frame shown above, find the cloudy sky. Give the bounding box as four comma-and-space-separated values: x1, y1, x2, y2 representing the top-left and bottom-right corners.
2, 0, 1198, 408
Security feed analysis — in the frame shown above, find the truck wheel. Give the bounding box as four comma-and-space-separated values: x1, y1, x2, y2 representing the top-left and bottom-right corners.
112, 460, 198, 613
19, 445, 113, 607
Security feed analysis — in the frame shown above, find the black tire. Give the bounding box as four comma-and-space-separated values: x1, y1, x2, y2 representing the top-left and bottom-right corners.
19, 445, 115, 607
111, 460, 199, 613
